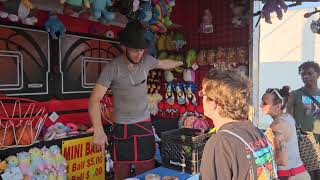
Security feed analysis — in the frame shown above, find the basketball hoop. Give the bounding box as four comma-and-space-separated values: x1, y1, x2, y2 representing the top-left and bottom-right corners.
0, 97, 47, 149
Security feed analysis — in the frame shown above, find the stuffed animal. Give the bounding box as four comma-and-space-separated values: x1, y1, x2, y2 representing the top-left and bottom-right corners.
144, 29, 157, 57
200, 9, 213, 33
147, 91, 163, 115
105, 152, 113, 172
196, 50, 207, 66
184, 83, 197, 106
91, 0, 115, 24
17, 152, 32, 178
230, 0, 249, 27
29, 147, 45, 173
261, 0, 288, 24
165, 82, 175, 106
31, 172, 48, 180
172, 31, 186, 51
183, 69, 195, 82
149, 1, 167, 33
44, 122, 70, 141
45, 12, 66, 40
0, 0, 38, 25
138, 0, 152, 22
41, 146, 55, 173
185, 49, 197, 68
176, 82, 186, 105
60, 0, 91, 19
49, 145, 67, 173
5, 155, 18, 170
207, 49, 216, 66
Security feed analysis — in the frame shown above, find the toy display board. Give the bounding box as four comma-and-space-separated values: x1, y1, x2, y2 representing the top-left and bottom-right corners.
57, 34, 122, 97
62, 136, 105, 180
0, 25, 50, 97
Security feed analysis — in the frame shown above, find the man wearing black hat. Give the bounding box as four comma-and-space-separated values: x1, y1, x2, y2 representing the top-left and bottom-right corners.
88, 21, 183, 179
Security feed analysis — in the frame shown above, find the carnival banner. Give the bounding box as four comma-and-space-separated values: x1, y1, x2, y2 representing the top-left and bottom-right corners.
62, 136, 105, 180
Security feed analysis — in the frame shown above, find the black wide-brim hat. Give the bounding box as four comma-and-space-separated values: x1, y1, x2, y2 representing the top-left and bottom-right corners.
118, 21, 149, 49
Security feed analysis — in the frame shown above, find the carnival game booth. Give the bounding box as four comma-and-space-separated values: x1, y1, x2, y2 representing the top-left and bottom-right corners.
0, 0, 272, 179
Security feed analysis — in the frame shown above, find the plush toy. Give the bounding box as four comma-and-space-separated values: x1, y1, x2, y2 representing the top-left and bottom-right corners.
207, 49, 216, 66
183, 69, 195, 82
173, 31, 186, 51
0, 0, 38, 25
45, 12, 66, 40
230, 0, 250, 27
91, 0, 115, 24
200, 9, 213, 33
144, 29, 157, 57
184, 83, 197, 106
105, 152, 113, 173
164, 70, 174, 82
165, 82, 175, 106
175, 82, 186, 105
28, 147, 45, 174
147, 91, 163, 115
311, 17, 320, 34
5, 155, 18, 170
261, 0, 288, 24
165, 32, 175, 51
41, 146, 55, 173
185, 49, 197, 68
138, 0, 152, 22
157, 34, 166, 51
31, 172, 48, 180
49, 145, 67, 173
60, 0, 91, 19
17, 152, 32, 178
196, 50, 207, 66
149, 1, 167, 33
44, 122, 70, 141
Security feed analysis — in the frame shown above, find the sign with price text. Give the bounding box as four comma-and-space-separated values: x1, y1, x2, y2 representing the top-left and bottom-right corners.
62, 136, 105, 180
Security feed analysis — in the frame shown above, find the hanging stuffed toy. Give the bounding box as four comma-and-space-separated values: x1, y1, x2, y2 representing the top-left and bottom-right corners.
144, 29, 157, 57
183, 69, 195, 82
0, 0, 38, 25
138, 0, 152, 22
261, 0, 288, 24
165, 82, 175, 106
184, 82, 197, 106
185, 49, 197, 68
230, 0, 249, 27
105, 151, 113, 172
176, 82, 186, 105
45, 12, 66, 40
91, 0, 115, 24
148, 0, 167, 33
172, 31, 186, 51
60, 0, 91, 19
147, 90, 163, 115
200, 9, 213, 33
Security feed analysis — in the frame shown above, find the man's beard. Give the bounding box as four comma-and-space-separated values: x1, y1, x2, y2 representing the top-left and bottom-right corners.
126, 50, 140, 64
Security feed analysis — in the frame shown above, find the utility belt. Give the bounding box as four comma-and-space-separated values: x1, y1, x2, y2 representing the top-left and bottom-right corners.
112, 118, 155, 163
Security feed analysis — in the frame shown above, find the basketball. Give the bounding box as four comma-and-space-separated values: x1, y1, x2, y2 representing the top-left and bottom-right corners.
16, 126, 36, 145
0, 128, 14, 147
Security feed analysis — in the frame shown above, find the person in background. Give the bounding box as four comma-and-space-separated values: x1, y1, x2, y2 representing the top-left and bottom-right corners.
261, 87, 310, 180
287, 61, 320, 180
199, 69, 277, 180
88, 21, 183, 179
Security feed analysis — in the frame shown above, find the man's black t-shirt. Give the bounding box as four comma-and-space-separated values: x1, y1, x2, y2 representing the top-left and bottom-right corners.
200, 121, 276, 180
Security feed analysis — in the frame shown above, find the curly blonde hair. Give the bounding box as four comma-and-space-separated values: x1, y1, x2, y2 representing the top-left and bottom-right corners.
203, 69, 252, 120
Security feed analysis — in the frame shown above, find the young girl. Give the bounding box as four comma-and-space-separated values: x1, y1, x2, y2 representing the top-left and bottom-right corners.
261, 87, 310, 180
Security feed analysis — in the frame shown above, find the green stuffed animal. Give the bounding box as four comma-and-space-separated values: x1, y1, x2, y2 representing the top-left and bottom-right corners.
185, 49, 197, 68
